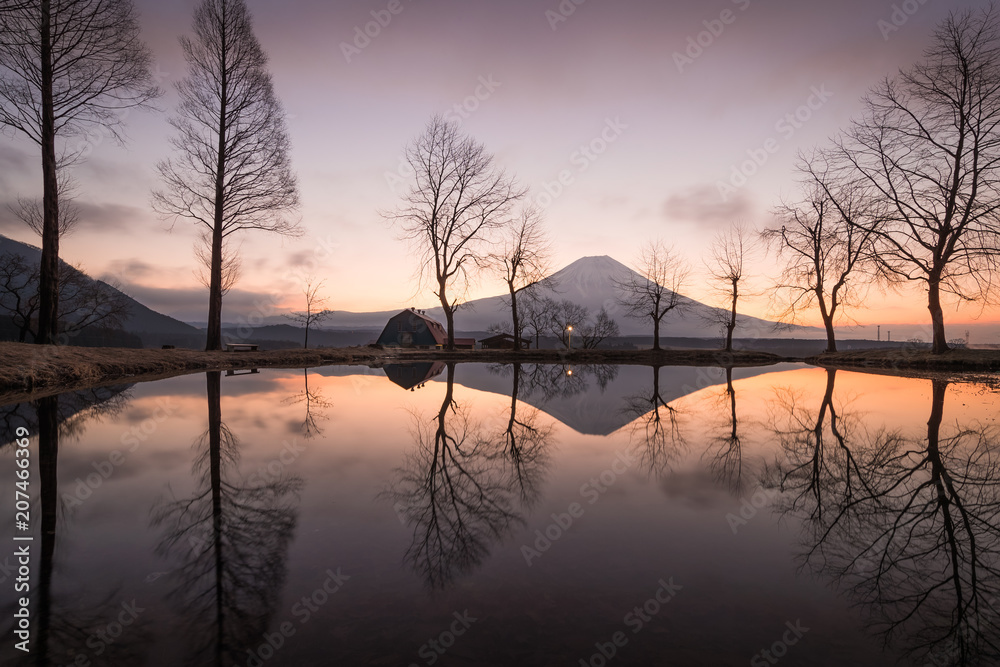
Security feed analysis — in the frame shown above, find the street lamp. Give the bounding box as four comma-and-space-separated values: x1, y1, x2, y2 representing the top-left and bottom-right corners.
566, 325, 573, 350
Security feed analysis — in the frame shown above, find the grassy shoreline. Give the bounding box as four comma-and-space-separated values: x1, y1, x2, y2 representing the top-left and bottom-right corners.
2, 342, 999, 405
0, 342, 784, 404
807, 348, 1000, 372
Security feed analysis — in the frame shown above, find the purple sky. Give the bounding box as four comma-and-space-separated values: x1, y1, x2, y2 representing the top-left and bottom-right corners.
0, 0, 992, 329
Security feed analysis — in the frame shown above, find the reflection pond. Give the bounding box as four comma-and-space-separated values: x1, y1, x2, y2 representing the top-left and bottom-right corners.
1, 363, 999, 666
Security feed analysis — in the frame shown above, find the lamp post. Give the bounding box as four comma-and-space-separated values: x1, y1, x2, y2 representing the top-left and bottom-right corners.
566, 325, 573, 350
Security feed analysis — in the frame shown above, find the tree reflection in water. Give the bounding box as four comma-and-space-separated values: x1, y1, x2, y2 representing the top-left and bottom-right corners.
702, 367, 751, 494
385, 363, 553, 589
622, 365, 685, 477
765, 374, 1000, 665
282, 368, 332, 439
1, 387, 144, 667
151, 371, 301, 666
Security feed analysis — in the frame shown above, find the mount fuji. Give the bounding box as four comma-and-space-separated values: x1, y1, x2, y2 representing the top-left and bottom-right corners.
319, 255, 820, 339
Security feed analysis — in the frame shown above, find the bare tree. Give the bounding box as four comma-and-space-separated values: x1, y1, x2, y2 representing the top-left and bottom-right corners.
283, 279, 332, 349
615, 241, 689, 351
519, 291, 550, 349
153, 0, 300, 351
579, 306, 620, 349
0, 251, 130, 342
388, 115, 524, 349
705, 223, 756, 353
193, 231, 241, 297
764, 165, 880, 353
544, 298, 589, 349
489, 206, 552, 350
0, 0, 159, 345
825, 6, 1000, 354
10, 167, 81, 238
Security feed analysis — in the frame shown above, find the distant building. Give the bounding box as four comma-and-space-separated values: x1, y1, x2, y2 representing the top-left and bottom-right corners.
479, 333, 531, 350
375, 308, 476, 350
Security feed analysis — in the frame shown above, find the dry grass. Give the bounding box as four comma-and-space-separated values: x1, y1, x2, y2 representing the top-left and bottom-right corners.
0, 342, 384, 404
808, 347, 1000, 372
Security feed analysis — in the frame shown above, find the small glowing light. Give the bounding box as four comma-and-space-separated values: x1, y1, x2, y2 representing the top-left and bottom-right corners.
567, 369, 574, 376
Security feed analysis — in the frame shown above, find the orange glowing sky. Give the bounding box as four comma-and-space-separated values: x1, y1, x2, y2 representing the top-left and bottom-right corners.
0, 0, 996, 339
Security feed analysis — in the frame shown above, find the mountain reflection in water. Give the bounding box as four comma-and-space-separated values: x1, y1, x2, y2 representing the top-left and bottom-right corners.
0, 363, 996, 666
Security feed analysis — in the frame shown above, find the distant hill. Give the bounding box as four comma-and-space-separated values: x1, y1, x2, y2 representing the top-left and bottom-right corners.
0, 235, 202, 347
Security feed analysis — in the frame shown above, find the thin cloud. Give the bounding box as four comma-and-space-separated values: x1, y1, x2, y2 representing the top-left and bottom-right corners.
663, 185, 754, 228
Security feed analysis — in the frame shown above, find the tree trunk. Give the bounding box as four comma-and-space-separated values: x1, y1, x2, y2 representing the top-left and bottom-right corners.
206, 11, 229, 352
816, 289, 837, 353
725, 280, 738, 353
206, 222, 224, 351
36, 0, 60, 346
928, 275, 949, 354
822, 316, 837, 354
438, 277, 455, 350
509, 283, 521, 351
652, 315, 661, 351
206, 371, 225, 664
304, 323, 309, 349
36, 395, 59, 663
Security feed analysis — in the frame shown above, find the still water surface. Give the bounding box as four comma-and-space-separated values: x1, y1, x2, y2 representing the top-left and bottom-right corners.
1, 363, 998, 666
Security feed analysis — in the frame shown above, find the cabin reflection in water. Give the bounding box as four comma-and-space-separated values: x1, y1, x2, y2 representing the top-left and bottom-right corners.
382, 361, 446, 391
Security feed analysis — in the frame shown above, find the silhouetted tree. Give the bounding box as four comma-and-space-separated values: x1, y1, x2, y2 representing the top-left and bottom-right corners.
154, 0, 300, 351
544, 299, 589, 349
282, 368, 332, 438
579, 306, 619, 349
825, 6, 1000, 353
152, 371, 301, 665
623, 365, 685, 477
283, 280, 332, 349
765, 166, 880, 353
765, 376, 1000, 664
519, 292, 550, 349
614, 240, 689, 351
705, 223, 756, 353
10, 167, 80, 238
0, 251, 131, 342
383, 364, 525, 588
387, 115, 523, 349
703, 368, 747, 493
489, 207, 553, 350
194, 232, 241, 297
0, 0, 159, 344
